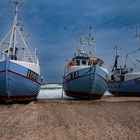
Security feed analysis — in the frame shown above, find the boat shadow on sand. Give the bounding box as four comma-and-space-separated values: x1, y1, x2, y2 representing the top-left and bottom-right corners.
0, 95, 140, 105
0, 99, 36, 105
0, 96, 102, 105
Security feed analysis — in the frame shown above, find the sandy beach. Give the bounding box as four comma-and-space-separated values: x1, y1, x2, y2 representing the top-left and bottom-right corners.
0, 97, 140, 140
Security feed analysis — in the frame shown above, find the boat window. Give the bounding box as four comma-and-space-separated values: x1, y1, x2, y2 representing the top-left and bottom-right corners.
117, 71, 120, 74
76, 60, 80, 66
82, 60, 87, 65
88, 61, 92, 66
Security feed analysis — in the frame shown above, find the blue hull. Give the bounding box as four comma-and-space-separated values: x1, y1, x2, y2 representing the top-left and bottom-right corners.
63, 66, 108, 99
108, 78, 140, 96
0, 60, 41, 101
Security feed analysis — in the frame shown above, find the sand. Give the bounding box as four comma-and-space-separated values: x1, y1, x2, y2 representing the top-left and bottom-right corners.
0, 97, 140, 140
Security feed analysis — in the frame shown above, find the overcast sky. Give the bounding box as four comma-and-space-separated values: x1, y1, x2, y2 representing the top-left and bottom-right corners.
0, 0, 140, 83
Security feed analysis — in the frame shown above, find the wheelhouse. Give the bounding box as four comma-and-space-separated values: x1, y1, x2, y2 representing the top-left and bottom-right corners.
110, 67, 134, 82
72, 56, 104, 67
73, 56, 89, 66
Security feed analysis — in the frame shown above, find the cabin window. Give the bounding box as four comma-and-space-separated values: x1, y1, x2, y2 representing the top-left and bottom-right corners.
76, 60, 80, 66
82, 60, 87, 65
88, 61, 91, 65
117, 71, 120, 74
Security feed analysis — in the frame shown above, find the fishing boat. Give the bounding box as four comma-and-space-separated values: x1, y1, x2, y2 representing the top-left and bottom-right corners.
63, 27, 108, 99
108, 46, 140, 96
0, 0, 41, 101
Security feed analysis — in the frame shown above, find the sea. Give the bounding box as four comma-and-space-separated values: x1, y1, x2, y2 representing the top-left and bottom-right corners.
37, 84, 111, 99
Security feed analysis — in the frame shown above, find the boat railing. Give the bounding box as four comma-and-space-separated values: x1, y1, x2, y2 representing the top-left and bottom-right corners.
18, 51, 38, 63
0, 49, 38, 64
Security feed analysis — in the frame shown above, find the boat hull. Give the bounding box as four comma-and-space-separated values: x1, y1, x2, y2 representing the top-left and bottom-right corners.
108, 78, 140, 96
63, 65, 108, 99
0, 59, 41, 101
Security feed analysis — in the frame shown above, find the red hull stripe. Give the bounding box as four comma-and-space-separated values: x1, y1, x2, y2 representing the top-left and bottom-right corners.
66, 72, 107, 83
66, 72, 94, 83
96, 73, 107, 83
0, 70, 6, 73
8, 70, 41, 86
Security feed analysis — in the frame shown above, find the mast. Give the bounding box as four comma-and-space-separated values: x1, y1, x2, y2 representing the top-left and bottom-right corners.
87, 26, 96, 56
76, 27, 96, 57
112, 46, 121, 72
8, 0, 22, 60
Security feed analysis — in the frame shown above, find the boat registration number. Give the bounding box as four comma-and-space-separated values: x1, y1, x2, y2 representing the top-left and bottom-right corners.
27, 70, 39, 81
70, 71, 79, 80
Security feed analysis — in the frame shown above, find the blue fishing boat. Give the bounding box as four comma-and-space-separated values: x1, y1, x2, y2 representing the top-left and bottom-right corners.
63, 28, 108, 99
108, 46, 140, 96
0, 0, 41, 101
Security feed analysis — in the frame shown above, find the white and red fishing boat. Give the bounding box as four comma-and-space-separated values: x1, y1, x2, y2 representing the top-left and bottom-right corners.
0, 0, 41, 101
63, 27, 108, 99
108, 46, 140, 96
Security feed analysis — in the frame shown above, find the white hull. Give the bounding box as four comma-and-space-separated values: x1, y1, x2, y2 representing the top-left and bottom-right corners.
0, 1, 42, 101
63, 65, 108, 99
0, 59, 41, 100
